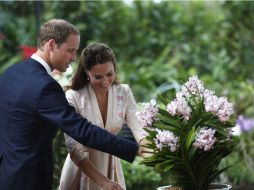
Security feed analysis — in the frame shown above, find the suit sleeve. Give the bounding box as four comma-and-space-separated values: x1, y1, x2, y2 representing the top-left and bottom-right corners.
37, 81, 138, 162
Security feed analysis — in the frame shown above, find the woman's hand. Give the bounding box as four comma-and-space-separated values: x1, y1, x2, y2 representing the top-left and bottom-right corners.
71, 156, 123, 190
138, 138, 152, 158
101, 179, 123, 190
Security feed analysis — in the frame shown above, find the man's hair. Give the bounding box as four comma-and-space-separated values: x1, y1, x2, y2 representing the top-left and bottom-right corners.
37, 19, 80, 50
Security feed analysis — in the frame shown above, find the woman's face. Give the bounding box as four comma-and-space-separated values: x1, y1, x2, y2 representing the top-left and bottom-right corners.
87, 62, 115, 93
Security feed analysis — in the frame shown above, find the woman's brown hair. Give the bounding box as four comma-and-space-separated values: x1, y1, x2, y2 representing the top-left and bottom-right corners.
68, 42, 119, 91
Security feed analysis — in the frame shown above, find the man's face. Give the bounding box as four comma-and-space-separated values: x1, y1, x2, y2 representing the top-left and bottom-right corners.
50, 33, 80, 72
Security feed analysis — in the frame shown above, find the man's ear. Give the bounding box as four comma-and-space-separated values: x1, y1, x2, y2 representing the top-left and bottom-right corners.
48, 39, 56, 51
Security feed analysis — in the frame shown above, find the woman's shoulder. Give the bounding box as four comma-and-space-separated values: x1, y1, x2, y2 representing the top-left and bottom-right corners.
65, 88, 77, 97
114, 84, 133, 99
65, 87, 87, 98
115, 83, 131, 92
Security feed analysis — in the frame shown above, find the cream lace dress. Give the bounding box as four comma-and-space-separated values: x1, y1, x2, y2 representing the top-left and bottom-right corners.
59, 84, 145, 190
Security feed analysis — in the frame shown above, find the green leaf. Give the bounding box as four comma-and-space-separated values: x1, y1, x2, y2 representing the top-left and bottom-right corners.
157, 94, 169, 106
157, 114, 182, 128
184, 127, 197, 158
155, 159, 175, 171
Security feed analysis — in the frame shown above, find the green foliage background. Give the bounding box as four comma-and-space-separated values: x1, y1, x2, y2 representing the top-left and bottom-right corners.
1, 1, 254, 189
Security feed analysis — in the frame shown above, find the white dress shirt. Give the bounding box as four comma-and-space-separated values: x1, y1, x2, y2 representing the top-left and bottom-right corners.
31, 54, 52, 75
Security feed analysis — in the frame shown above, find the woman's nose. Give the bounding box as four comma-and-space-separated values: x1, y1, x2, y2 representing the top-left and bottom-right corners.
102, 77, 109, 84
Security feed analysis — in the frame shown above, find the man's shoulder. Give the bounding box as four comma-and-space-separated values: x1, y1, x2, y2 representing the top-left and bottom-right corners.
4, 59, 26, 73
4, 58, 46, 75
6, 58, 57, 91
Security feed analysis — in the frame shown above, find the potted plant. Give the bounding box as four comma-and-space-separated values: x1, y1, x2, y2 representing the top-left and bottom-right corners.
137, 76, 236, 190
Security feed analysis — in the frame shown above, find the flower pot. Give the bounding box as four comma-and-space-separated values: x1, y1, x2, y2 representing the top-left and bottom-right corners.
157, 183, 232, 190
208, 183, 232, 190
156, 186, 180, 190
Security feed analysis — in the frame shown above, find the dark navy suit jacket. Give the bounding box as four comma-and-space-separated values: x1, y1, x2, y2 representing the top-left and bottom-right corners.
0, 58, 138, 190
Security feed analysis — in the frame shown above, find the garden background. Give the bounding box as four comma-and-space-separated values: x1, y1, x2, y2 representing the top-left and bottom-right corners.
0, 1, 254, 189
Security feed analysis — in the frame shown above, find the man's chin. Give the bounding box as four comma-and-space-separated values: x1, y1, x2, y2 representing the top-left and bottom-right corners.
59, 68, 67, 73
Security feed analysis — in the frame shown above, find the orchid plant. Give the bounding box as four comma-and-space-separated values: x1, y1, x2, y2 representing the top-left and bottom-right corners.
137, 76, 236, 190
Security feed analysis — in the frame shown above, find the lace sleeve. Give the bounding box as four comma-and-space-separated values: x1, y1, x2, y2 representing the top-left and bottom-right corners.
64, 90, 89, 164
124, 85, 146, 144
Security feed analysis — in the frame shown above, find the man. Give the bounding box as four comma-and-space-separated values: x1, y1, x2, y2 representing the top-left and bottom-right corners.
0, 19, 139, 190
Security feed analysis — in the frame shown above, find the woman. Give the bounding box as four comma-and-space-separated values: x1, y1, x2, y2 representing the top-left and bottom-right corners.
59, 43, 146, 190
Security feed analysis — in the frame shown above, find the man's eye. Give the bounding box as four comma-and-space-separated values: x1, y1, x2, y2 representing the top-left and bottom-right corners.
95, 76, 102, 80
107, 73, 113, 76
68, 49, 75, 53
